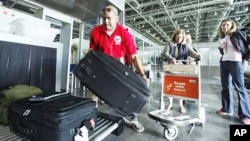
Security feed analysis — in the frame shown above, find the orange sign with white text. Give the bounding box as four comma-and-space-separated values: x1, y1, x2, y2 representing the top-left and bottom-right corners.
163, 75, 199, 99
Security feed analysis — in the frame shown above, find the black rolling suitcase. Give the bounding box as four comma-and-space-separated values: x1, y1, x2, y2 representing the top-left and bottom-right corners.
73, 50, 150, 116
10, 93, 97, 141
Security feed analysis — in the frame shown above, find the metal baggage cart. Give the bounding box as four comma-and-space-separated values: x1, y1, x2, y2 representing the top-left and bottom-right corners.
148, 60, 206, 140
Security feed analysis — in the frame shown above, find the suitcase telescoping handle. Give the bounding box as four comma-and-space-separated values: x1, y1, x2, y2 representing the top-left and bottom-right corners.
29, 92, 68, 102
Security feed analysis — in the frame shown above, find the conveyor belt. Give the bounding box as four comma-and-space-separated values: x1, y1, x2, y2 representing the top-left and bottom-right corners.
0, 125, 29, 141
89, 117, 118, 141
0, 117, 118, 141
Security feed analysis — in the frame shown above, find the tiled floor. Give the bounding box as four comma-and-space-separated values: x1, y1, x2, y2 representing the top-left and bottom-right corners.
94, 65, 250, 141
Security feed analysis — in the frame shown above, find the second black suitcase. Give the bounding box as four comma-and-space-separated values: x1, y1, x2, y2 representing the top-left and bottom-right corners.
73, 50, 150, 116
10, 93, 97, 141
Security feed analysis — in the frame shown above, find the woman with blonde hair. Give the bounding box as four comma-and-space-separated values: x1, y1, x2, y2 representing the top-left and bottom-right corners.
162, 29, 200, 113
216, 19, 250, 124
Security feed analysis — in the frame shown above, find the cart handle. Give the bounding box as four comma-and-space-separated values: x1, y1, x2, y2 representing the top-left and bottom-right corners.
174, 59, 200, 64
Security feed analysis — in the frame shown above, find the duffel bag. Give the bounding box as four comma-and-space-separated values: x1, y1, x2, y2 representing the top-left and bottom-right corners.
0, 84, 43, 124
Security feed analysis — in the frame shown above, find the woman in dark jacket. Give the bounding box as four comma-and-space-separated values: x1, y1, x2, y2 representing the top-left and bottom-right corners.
216, 19, 250, 125
162, 29, 200, 113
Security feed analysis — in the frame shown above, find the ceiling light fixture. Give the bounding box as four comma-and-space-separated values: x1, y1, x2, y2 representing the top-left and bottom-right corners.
130, 0, 140, 9
235, 17, 241, 21
245, 7, 249, 12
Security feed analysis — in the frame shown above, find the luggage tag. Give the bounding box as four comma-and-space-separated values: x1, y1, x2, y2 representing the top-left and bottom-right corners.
74, 126, 89, 141
74, 134, 84, 141
82, 118, 95, 131
74, 118, 95, 141
80, 126, 89, 141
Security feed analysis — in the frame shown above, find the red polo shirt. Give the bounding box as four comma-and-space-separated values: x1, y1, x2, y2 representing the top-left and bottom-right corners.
89, 23, 137, 60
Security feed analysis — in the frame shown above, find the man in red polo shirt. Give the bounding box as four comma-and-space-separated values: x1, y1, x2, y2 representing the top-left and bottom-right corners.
89, 5, 149, 133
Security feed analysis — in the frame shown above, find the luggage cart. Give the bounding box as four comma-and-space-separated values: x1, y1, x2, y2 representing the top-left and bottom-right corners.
148, 60, 206, 140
